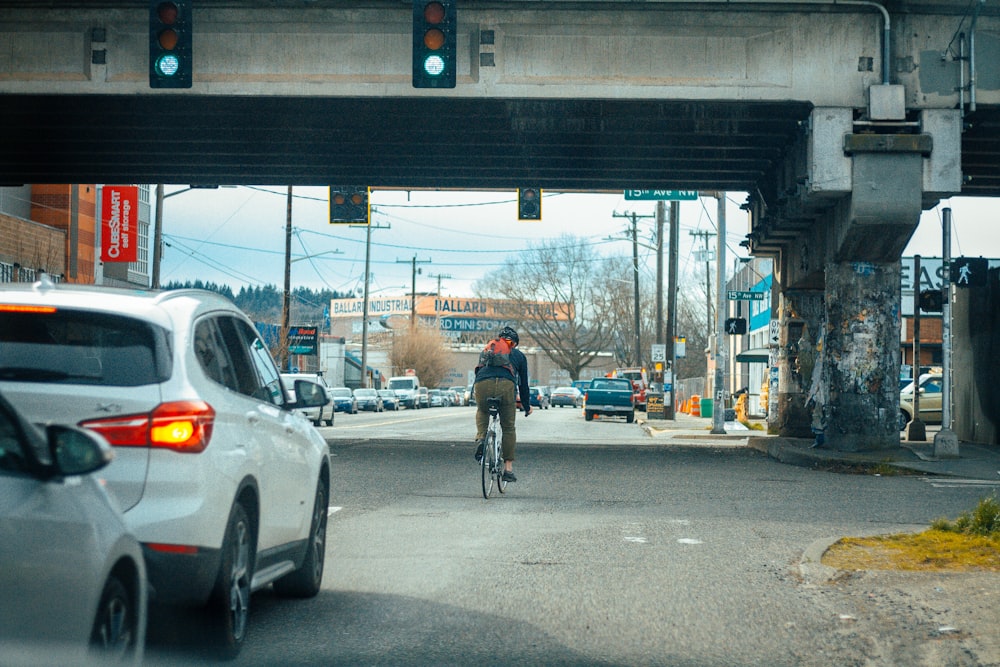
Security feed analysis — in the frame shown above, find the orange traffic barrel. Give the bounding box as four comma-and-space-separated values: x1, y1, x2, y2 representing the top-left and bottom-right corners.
690, 395, 701, 417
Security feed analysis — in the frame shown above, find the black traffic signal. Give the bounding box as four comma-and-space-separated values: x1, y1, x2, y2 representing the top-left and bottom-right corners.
412, 0, 457, 89
918, 289, 943, 313
149, 1, 192, 89
725, 318, 747, 335
518, 188, 542, 220
329, 187, 369, 224
951, 256, 988, 288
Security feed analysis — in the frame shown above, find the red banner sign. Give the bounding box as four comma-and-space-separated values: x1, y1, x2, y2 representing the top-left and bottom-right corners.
101, 185, 138, 263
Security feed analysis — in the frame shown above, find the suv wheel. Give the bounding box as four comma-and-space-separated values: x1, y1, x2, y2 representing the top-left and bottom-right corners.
89, 574, 140, 661
207, 502, 254, 659
274, 480, 327, 598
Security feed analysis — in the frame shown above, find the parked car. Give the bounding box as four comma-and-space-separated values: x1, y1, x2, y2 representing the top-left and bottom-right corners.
417, 386, 430, 408
428, 389, 446, 407
0, 278, 332, 659
0, 390, 148, 664
281, 372, 334, 426
330, 387, 359, 414
899, 372, 943, 430
387, 375, 421, 409
378, 389, 400, 411
466, 384, 476, 406
448, 386, 466, 406
584, 377, 636, 423
353, 387, 384, 412
551, 385, 584, 408
529, 386, 551, 410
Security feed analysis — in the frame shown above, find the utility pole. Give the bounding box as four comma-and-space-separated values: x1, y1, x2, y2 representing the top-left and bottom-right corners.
613, 210, 654, 366
397, 255, 431, 329
280, 186, 293, 371
429, 272, 452, 325
655, 201, 665, 347
906, 255, 926, 441
354, 219, 390, 388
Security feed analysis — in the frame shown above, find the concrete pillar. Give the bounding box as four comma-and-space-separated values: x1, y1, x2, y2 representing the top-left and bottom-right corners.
774, 290, 824, 438
818, 261, 902, 451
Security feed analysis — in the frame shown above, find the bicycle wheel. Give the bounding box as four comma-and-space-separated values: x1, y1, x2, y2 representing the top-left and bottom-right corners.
495, 424, 508, 494
481, 430, 495, 499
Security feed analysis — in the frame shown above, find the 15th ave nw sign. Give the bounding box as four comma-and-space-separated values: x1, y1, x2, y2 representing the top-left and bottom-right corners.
624, 190, 698, 201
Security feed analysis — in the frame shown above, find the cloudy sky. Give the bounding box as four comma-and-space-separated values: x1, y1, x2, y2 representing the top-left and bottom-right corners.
157, 186, 999, 298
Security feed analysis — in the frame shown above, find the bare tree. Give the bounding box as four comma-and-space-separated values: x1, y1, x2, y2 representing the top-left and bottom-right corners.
389, 323, 452, 388
475, 235, 619, 380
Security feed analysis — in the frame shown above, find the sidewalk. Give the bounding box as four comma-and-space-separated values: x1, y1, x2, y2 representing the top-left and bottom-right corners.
639, 412, 1000, 481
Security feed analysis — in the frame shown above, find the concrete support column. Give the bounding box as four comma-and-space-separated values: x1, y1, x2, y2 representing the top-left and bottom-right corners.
818, 261, 902, 451
774, 290, 824, 437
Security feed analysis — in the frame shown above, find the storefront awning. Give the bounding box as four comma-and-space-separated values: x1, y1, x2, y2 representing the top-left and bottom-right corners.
735, 347, 770, 363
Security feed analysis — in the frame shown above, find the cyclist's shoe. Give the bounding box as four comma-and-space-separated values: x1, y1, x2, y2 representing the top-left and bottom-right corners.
474, 439, 484, 462
502, 470, 517, 482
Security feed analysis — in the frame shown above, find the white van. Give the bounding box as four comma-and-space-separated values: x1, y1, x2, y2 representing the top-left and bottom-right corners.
387, 375, 422, 409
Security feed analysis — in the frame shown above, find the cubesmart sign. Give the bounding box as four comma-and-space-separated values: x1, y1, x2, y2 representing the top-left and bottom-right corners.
288, 326, 318, 355
101, 186, 138, 263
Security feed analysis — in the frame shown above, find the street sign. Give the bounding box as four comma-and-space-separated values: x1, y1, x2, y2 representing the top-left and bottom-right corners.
768, 319, 780, 346
650, 343, 666, 362
624, 190, 698, 201
727, 290, 765, 301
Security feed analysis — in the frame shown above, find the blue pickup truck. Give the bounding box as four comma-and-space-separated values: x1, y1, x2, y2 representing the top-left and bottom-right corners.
584, 377, 636, 423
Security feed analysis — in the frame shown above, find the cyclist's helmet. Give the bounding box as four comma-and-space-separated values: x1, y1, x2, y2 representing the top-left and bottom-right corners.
498, 326, 519, 345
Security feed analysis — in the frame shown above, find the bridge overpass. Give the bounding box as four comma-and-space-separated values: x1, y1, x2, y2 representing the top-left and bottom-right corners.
0, 0, 997, 449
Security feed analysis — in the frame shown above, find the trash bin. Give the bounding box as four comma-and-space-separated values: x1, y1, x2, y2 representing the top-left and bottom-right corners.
699, 397, 714, 418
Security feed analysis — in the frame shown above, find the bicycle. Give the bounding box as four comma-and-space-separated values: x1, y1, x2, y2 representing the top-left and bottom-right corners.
481, 396, 508, 498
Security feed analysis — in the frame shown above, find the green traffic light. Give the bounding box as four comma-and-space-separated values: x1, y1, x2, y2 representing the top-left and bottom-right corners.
423, 54, 445, 77
156, 53, 180, 77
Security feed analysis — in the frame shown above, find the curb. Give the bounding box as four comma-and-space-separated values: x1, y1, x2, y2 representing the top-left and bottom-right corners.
799, 536, 842, 585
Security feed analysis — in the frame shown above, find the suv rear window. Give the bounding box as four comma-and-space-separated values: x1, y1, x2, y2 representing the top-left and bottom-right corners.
0, 310, 170, 387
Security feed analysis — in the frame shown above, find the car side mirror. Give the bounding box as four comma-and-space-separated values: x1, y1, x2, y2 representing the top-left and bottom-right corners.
294, 380, 330, 408
49, 424, 114, 476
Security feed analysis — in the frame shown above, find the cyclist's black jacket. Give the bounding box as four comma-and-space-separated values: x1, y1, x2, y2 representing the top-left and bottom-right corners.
474, 347, 531, 414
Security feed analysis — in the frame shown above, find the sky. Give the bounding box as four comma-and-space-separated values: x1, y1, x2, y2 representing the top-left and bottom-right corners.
157, 186, 1000, 299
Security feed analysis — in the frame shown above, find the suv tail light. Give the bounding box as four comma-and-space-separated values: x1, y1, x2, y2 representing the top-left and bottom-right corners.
82, 400, 215, 453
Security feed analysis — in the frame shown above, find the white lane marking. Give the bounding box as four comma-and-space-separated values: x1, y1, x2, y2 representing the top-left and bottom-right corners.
624, 536, 647, 543
327, 506, 342, 516
677, 538, 703, 545
921, 478, 1000, 488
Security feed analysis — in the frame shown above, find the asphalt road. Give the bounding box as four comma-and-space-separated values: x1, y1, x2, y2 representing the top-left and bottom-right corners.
146, 406, 1000, 666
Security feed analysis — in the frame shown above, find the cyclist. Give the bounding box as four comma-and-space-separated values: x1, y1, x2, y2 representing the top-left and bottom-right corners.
473, 325, 531, 482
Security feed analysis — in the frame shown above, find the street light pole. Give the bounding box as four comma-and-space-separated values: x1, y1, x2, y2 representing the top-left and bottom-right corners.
711, 193, 727, 435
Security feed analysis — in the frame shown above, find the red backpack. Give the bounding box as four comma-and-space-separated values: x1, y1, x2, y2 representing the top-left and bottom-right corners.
478, 337, 515, 375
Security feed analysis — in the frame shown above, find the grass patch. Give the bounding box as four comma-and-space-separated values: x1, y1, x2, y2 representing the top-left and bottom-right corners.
823, 496, 1000, 572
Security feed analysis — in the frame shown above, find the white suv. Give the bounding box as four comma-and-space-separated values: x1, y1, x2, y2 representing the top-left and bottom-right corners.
0, 277, 331, 659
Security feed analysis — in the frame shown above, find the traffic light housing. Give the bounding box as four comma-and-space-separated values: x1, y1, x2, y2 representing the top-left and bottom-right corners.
918, 289, 943, 313
412, 0, 457, 89
149, 1, 192, 89
329, 187, 369, 224
725, 318, 747, 335
518, 188, 541, 220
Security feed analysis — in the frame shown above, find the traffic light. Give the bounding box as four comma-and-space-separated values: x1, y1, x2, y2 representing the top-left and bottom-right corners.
329, 187, 369, 224
725, 318, 747, 335
412, 0, 457, 89
951, 257, 988, 288
918, 289, 943, 313
518, 188, 541, 220
149, 1, 192, 89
